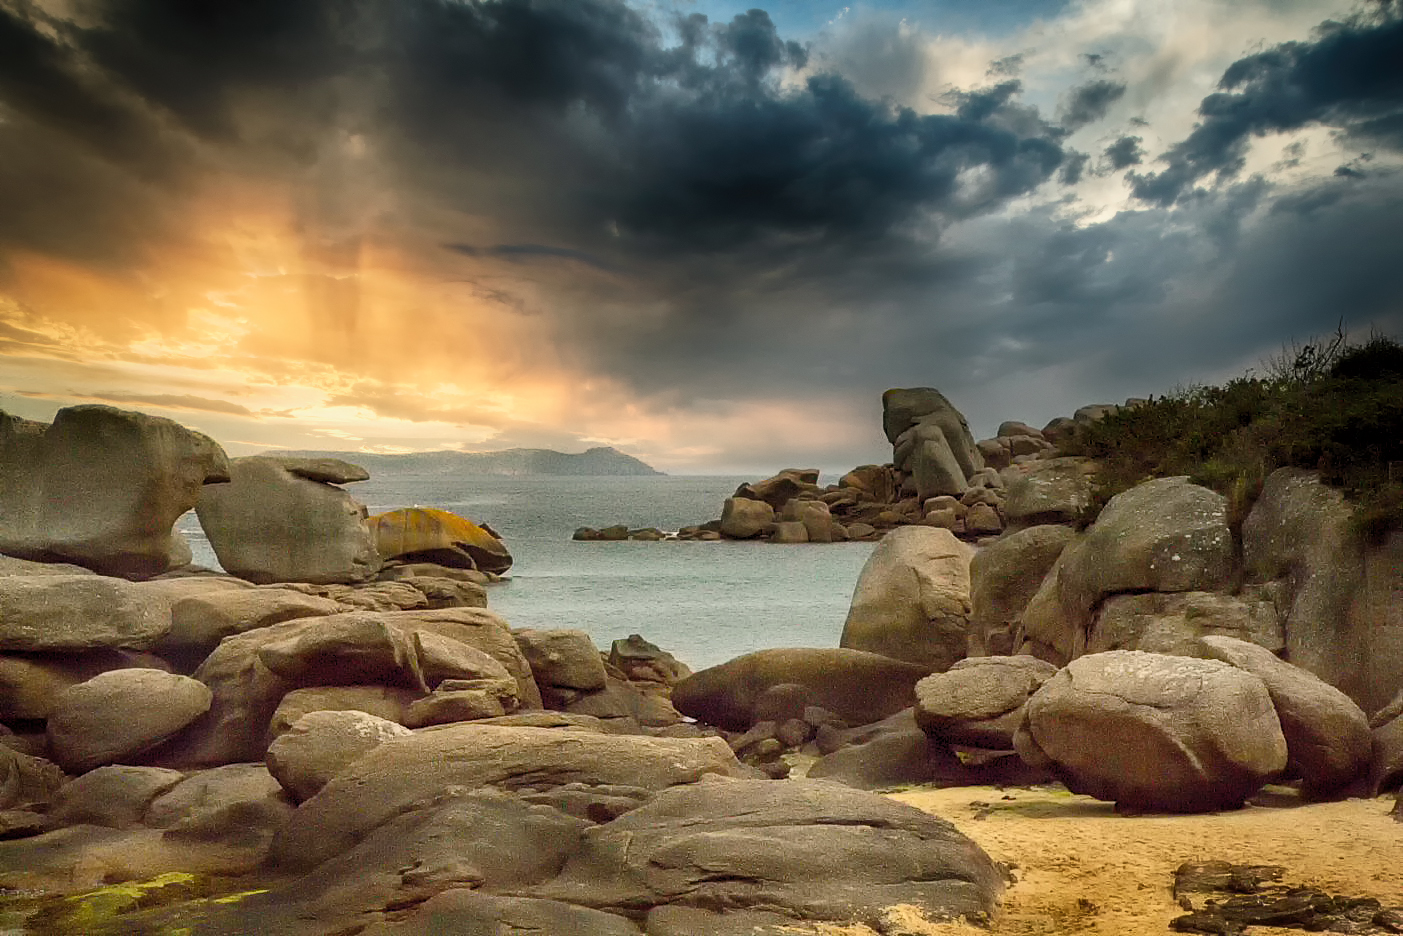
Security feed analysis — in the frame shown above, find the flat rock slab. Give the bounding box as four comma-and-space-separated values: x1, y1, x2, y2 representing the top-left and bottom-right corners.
268, 456, 370, 485
359, 889, 642, 935
0, 575, 171, 652
532, 777, 1004, 927
271, 724, 748, 872
1170, 861, 1403, 934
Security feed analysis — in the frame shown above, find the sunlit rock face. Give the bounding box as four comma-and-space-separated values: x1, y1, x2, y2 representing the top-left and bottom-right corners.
0, 405, 229, 578
196, 455, 379, 585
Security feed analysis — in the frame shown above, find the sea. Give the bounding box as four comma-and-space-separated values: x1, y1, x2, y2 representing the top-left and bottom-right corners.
177, 474, 877, 671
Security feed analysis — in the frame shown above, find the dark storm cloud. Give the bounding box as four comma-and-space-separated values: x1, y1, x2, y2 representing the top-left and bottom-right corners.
1103, 135, 1144, 169
445, 243, 618, 272
1131, 6, 1403, 205
0, 0, 1067, 260
6, 0, 1403, 463
1059, 151, 1090, 184
1058, 78, 1126, 129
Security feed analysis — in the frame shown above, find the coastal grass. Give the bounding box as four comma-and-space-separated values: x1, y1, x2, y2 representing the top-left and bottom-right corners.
1061, 329, 1403, 540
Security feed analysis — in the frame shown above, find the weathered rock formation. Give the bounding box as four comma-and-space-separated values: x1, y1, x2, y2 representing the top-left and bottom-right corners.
915, 655, 1058, 749
884, 388, 984, 500
1016, 477, 1236, 664
197, 455, 380, 585
0, 405, 229, 577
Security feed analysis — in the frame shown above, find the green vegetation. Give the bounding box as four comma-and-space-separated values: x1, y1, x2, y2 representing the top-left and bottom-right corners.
1062, 329, 1403, 541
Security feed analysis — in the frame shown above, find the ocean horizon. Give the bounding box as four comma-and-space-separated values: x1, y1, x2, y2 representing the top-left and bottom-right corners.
179, 473, 876, 671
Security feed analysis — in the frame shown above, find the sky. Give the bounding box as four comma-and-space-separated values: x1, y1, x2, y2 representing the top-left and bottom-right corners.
0, 0, 1400, 474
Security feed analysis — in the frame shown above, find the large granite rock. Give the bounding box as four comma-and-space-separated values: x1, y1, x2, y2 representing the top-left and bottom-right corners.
514, 629, 608, 692
1001, 457, 1096, 530
0, 648, 172, 720
719, 497, 775, 539
267, 685, 420, 740
841, 526, 973, 671
672, 648, 929, 732
270, 725, 747, 872
265, 710, 412, 802
807, 709, 963, 791
733, 469, 822, 510
156, 588, 343, 672
143, 762, 293, 847
781, 498, 834, 543
370, 507, 512, 575
1017, 477, 1235, 664
0, 745, 65, 811
196, 455, 379, 585
916, 655, 1058, 749
1085, 590, 1284, 656
49, 765, 185, 828
146, 608, 540, 768
533, 778, 1004, 928
1197, 635, 1371, 796
968, 525, 1076, 656
0, 405, 229, 577
46, 669, 212, 773
1242, 467, 1403, 714
1021, 651, 1287, 811
885, 389, 983, 501
0, 575, 171, 652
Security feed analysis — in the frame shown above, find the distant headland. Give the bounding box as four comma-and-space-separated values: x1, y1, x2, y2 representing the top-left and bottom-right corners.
267, 445, 664, 477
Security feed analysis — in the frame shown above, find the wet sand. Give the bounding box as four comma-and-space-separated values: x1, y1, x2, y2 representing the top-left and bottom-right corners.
794, 784, 1403, 935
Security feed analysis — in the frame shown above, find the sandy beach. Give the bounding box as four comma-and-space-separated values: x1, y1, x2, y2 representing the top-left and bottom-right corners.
792, 785, 1403, 936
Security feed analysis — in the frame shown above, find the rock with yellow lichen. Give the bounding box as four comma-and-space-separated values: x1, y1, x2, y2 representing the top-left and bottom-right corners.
370, 507, 513, 575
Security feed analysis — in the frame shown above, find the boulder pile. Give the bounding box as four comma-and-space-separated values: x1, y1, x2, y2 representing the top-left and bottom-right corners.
0, 403, 1006, 935
573, 390, 1138, 544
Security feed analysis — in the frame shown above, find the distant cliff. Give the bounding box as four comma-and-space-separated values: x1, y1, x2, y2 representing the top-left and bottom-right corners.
270, 446, 665, 477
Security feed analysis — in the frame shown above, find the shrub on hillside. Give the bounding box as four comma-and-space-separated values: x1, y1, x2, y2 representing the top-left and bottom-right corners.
1062, 330, 1403, 541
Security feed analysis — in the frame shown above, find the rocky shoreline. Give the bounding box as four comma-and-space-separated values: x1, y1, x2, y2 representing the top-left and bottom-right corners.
572, 389, 1118, 545
3, 393, 1403, 934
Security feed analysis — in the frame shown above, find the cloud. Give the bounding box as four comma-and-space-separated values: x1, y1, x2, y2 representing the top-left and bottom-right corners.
0, 320, 56, 346
1058, 78, 1127, 129
15, 389, 257, 415
1103, 135, 1145, 169
1, 0, 1401, 472
444, 243, 618, 273
1130, 6, 1403, 205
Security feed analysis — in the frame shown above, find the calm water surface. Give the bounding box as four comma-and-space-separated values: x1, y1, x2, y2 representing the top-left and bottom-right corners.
180, 474, 875, 670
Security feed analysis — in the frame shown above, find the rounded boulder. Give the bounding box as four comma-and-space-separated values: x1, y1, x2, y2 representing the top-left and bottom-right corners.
1023, 650, 1287, 812
47, 668, 212, 773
